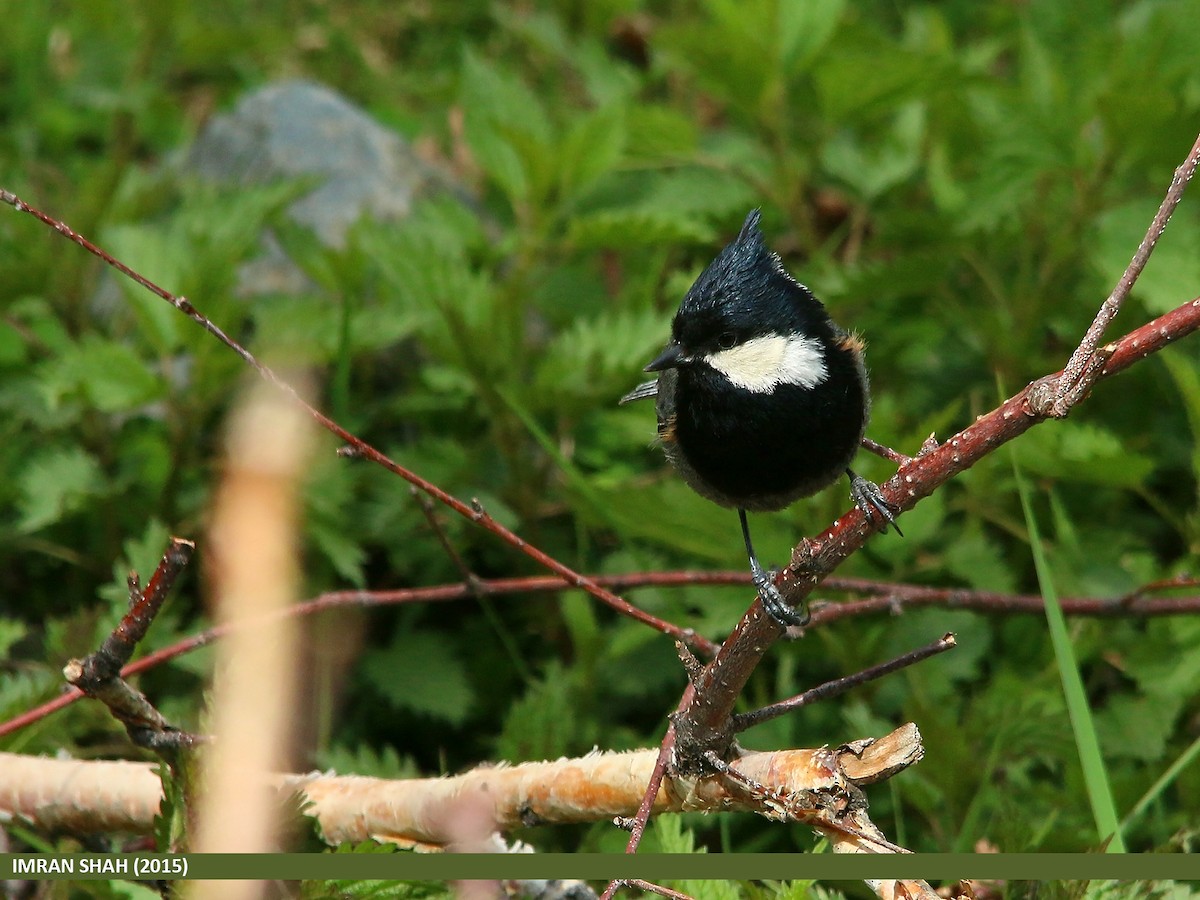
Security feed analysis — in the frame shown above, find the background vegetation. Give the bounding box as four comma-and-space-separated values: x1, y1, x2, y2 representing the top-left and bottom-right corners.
2, 0, 1199, 871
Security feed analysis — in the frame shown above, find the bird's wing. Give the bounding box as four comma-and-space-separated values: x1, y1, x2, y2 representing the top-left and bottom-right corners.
619, 380, 659, 405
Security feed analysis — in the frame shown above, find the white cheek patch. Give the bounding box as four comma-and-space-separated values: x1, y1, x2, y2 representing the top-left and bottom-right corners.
705, 333, 828, 393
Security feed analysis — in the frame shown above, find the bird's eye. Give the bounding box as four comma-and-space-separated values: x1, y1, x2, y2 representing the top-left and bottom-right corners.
717, 331, 737, 350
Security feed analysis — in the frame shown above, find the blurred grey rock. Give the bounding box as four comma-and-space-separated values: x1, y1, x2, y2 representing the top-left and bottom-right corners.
183, 79, 457, 294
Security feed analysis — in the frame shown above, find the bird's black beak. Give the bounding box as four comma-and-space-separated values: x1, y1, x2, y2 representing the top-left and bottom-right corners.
645, 342, 685, 372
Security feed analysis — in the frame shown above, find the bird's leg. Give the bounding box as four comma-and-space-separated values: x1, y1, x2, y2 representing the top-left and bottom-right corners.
846, 469, 902, 536
739, 508, 808, 627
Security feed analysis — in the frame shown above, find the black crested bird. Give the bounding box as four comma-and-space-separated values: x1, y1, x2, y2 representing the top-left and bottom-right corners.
621, 209, 898, 627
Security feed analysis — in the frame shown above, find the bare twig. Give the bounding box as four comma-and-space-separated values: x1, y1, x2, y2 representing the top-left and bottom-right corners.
860, 436, 911, 465
62, 537, 205, 752
412, 487, 489, 598
1050, 131, 1200, 415
5, 570, 1200, 740
730, 633, 956, 732
0, 187, 712, 657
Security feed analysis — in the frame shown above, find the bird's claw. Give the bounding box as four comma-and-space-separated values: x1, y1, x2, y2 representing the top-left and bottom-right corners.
848, 471, 902, 536
751, 561, 809, 627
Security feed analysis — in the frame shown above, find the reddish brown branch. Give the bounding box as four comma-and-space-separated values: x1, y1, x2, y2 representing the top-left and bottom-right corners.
0, 188, 712, 658
675, 132, 1200, 769
680, 291, 1200, 760
1054, 131, 1200, 413
4, 569, 1199, 740
62, 537, 204, 752
79, 538, 194, 681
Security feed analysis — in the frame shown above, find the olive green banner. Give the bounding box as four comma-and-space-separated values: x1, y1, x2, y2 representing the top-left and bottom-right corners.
3, 853, 1199, 881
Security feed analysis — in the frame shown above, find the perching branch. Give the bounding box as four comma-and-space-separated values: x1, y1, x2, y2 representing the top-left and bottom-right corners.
669, 132, 1200, 799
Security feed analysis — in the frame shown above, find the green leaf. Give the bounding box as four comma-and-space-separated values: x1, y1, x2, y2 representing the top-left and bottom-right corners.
306, 518, 367, 587
1092, 199, 1200, 315
76, 337, 166, 412
653, 814, 700, 854
494, 660, 580, 762
778, 0, 845, 73
533, 307, 667, 407
102, 225, 189, 350
821, 102, 924, 199
1095, 692, 1183, 763
624, 104, 700, 160
568, 208, 714, 249
1018, 420, 1155, 487
1012, 449, 1126, 852
557, 104, 626, 199
459, 51, 552, 204
316, 743, 419, 780
361, 630, 473, 726
942, 524, 1018, 593
814, 43, 951, 120
17, 446, 105, 532
0, 618, 28, 659
98, 518, 173, 606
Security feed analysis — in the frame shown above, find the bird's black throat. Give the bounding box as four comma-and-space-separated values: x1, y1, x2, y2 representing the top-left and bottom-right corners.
669, 345, 867, 511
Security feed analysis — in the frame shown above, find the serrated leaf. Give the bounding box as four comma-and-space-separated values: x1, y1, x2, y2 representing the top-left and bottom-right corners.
558, 104, 626, 198
1019, 421, 1154, 487
495, 660, 579, 762
943, 525, 1018, 593
624, 105, 700, 160
779, 0, 845, 73
98, 519, 173, 606
361, 631, 473, 726
77, 337, 165, 412
0, 319, 27, 366
1092, 199, 1200, 315
533, 307, 667, 406
1095, 692, 1183, 762
0, 618, 28, 659
814, 44, 951, 120
569, 209, 715, 249
459, 51, 552, 204
316, 743, 419, 780
653, 814, 700, 854
306, 518, 366, 586
102, 225, 189, 350
17, 446, 105, 532
1122, 618, 1200, 701
821, 102, 924, 199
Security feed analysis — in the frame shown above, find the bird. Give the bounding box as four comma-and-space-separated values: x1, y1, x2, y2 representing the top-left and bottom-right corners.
621, 209, 898, 627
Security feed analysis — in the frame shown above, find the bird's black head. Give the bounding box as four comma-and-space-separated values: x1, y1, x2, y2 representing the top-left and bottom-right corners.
645, 210, 836, 394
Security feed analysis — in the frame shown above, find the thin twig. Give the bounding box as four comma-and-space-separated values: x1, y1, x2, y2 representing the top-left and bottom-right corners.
5, 569, 1200, 739
411, 487, 489, 598
731, 633, 956, 731
1051, 132, 1200, 413
860, 436, 911, 465
63, 537, 205, 752
0, 188, 712, 657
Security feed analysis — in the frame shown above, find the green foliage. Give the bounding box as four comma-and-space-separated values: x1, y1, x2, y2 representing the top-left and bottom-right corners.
301, 843, 449, 900
2, 0, 1199, 869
